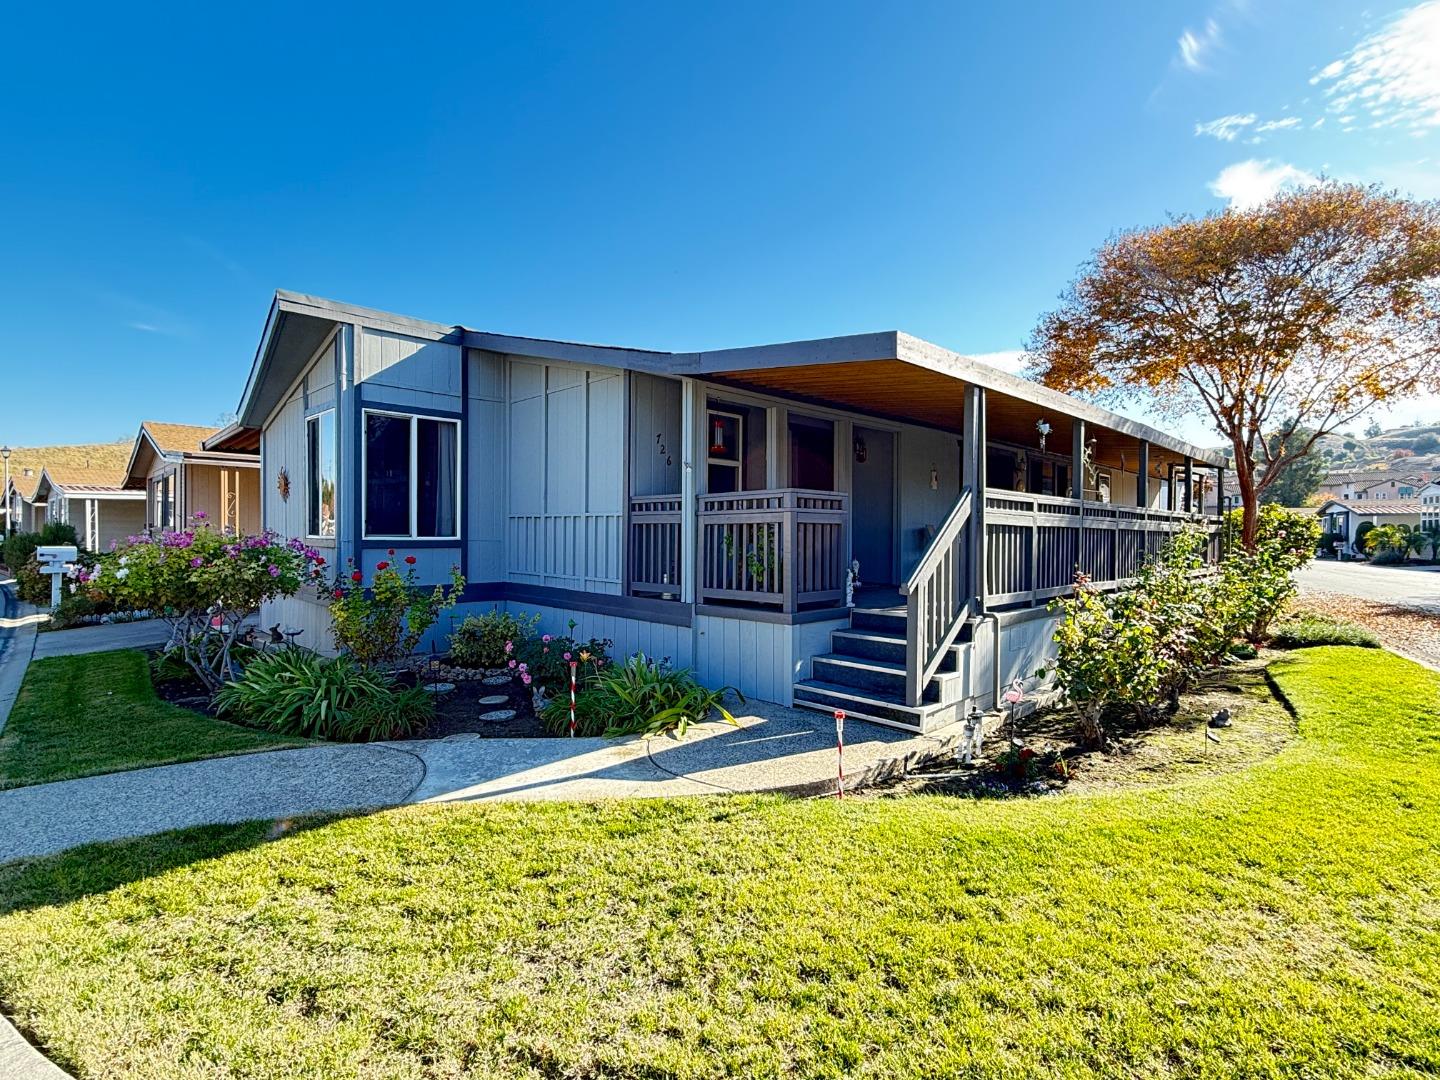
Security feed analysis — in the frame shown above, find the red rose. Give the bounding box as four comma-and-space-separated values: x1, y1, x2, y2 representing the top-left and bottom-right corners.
315, 556, 325, 566
387, 548, 396, 556
332, 588, 343, 599
376, 560, 390, 571
351, 571, 363, 582
404, 555, 416, 565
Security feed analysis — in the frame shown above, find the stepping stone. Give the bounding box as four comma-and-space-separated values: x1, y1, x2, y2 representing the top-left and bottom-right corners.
479, 709, 517, 721
482, 675, 511, 685
423, 682, 456, 694
478, 695, 508, 705
442, 732, 480, 742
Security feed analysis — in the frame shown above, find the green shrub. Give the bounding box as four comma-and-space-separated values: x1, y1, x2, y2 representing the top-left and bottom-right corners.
448, 609, 539, 668
1223, 505, 1322, 641
516, 630, 612, 698
15, 554, 50, 605
39, 522, 78, 548
329, 554, 464, 666
215, 650, 433, 740
1270, 615, 1380, 650
2, 531, 40, 573
1228, 641, 1258, 660
540, 653, 740, 738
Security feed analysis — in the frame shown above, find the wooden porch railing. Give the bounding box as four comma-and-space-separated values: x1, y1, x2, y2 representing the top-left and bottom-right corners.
697, 488, 848, 611
627, 495, 684, 597
983, 489, 1221, 607
900, 487, 973, 707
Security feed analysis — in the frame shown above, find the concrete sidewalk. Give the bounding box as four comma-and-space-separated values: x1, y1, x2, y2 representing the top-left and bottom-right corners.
0, 701, 972, 863
29, 616, 175, 659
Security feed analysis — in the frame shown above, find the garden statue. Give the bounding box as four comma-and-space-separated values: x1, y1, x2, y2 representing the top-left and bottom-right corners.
960, 705, 984, 764
845, 560, 861, 607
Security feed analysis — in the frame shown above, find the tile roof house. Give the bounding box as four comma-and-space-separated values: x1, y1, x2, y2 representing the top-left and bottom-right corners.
1317, 497, 1425, 554
3, 442, 134, 538
121, 421, 261, 534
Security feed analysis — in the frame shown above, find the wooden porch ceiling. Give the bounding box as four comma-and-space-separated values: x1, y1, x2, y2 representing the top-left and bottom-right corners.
709, 360, 1215, 476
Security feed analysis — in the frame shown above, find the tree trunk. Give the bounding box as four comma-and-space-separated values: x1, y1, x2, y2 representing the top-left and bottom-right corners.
1230, 436, 1259, 550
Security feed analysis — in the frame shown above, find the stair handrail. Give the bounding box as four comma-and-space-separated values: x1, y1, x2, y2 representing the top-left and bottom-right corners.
899, 487, 974, 707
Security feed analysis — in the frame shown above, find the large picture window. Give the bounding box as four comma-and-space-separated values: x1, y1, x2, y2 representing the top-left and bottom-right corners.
363, 410, 460, 539
306, 410, 336, 538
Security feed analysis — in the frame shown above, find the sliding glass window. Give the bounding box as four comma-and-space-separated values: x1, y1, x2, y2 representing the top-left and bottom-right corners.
363, 410, 461, 539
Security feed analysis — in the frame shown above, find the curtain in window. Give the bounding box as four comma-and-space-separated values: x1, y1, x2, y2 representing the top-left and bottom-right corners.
418, 419, 458, 537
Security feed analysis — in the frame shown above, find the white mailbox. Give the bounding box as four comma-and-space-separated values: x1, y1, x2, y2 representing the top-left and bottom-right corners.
36, 545, 79, 610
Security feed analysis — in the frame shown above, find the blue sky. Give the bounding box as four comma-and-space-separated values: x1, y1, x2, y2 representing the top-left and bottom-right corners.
2, 0, 1437, 447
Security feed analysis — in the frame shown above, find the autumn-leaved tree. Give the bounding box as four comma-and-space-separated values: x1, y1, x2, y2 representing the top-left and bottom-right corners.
1026, 184, 1440, 547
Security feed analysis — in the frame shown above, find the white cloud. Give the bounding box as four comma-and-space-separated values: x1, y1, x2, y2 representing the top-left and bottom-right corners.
1196, 113, 1257, 140
128, 322, 160, 333
967, 350, 1030, 376
1255, 116, 1302, 133
1207, 159, 1320, 208
1177, 18, 1222, 72
1312, 1, 1440, 133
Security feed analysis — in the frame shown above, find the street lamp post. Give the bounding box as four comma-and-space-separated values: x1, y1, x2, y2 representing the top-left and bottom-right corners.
1, 445, 11, 540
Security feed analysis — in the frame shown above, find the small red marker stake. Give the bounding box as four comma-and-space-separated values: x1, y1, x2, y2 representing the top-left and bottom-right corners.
834, 709, 846, 799
568, 661, 578, 737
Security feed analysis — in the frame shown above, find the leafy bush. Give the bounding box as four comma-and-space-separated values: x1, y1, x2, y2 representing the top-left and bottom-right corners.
994, 743, 1068, 782
1270, 614, 1381, 650
329, 553, 464, 666
516, 628, 612, 698
448, 609, 539, 668
540, 653, 740, 738
78, 523, 327, 691
15, 554, 50, 605
215, 650, 433, 740
1223, 505, 1321, 641
2, 531, 40, 572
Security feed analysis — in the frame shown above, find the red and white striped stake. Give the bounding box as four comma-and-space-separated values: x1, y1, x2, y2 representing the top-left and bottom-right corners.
568, 661, 578, 737
834, 709, 846, 799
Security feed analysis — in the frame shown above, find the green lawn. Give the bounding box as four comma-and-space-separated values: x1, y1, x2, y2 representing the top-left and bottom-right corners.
0, 651, 306, 789
1, 646, 1438, 1078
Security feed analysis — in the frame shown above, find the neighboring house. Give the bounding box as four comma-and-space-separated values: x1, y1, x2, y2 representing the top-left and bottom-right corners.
1317, 498, 1423, 553
1419, 481, 1440, 531
31, 445, 146, 552
228, 291, 1229, 731
2, 442, 133, 539
121, 421, 261, 533
1354, 476, 1424, 501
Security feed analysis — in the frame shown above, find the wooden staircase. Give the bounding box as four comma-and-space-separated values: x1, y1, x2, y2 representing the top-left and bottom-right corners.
792, 603, 972, 733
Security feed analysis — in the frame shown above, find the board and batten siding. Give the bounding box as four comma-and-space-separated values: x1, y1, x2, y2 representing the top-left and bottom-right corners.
506, 359, 624, 593
466, 349, 506, 582
357, 327, 462, 414
629, 372, 683, 498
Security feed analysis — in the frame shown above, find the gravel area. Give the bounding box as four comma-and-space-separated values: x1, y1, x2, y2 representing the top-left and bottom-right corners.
1290, 592, 1440, 670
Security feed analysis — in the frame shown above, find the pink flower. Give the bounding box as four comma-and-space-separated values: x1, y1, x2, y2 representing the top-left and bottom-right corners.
542, 634, 551, 643
268, 565, 281, 577
563, 652, 571, 661
508, 660, 517, 669
504, 640, 513, 653
193, 510, 207, 520
518, 662, 527, 671
521, 673, 532, 685
190, 557, 203, 567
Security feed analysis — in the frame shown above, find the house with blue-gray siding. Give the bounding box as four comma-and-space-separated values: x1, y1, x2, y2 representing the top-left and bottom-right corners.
226, 291, 1228, 731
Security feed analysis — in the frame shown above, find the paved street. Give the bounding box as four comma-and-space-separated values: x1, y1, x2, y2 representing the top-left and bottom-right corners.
1295, 560, 1440, 610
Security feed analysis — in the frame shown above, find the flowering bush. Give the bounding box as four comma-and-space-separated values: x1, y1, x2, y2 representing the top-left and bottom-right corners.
328, 552, 465, 666
1222, 505, 1321, 641
448, 609, 540, 669
513, 623, 612, 698
76, 523, 326, 691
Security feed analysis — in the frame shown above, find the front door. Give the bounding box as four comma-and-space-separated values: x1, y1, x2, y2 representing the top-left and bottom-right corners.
851, 426, 896, 585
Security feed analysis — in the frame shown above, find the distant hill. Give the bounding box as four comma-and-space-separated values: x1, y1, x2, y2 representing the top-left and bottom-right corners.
1313, 421, 1440, 475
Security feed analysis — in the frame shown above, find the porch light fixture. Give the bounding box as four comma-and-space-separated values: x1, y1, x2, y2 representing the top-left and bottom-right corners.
1036, 419, 1051, 452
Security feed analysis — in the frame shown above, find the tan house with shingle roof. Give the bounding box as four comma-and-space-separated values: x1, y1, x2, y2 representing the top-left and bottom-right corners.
122, 421, 260, 534
3, 442, 133, 537
29, 442, 146, 551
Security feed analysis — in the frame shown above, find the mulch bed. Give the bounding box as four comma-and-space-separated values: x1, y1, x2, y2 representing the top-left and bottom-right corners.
1291, 591, 1440, 669
394, 656, 549, 739
861, 654, 1296, 800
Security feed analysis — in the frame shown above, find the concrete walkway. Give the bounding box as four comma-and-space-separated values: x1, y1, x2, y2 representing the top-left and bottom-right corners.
29, 616, 176, 659
0, 701, 970, 863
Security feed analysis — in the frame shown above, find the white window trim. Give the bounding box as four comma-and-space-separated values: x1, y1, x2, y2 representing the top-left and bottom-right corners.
306, 409, 337, 540
361, 408, 462, 541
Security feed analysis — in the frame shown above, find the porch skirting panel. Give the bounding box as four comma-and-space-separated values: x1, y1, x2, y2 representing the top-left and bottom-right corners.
968, 609, 1062, 712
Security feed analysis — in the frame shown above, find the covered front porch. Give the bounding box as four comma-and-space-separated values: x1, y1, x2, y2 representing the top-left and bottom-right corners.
619, 338, 1226, 723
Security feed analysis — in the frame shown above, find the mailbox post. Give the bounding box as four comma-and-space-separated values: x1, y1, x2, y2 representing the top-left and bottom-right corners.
36, 544, 78, 611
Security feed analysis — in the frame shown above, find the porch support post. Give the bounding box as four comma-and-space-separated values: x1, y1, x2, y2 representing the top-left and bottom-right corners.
1184, 456, 1195, 514
1136, 440, 1149, 507
765, 405, 788, 489
1071, 419, 1086, 501
679, 377, 700, 604
961, 384, 986, 610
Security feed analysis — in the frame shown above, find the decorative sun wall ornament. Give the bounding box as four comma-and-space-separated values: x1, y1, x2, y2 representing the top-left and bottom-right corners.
1036, 418, 1051, 452
276, 466, 291, 502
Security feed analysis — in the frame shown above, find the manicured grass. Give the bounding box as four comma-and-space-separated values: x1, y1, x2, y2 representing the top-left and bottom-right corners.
0, 651, 306, 790
1270, 612, 1382, 650
1, 647, 1438, 1078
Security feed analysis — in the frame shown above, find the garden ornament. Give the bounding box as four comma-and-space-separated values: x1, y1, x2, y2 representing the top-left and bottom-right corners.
960, 705, 984, 764
833, 709, 846, 799
568, 660, 579, 738
1003, 678, 1025, 741
845, 560, 861, 608
1209, 708, 1232, 729
1036, 418, 1051, 452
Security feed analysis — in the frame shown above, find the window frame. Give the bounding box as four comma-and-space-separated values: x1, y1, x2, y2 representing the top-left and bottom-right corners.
306, 409, 337, 540
361, 408, 462, 541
